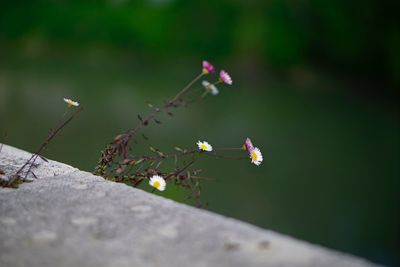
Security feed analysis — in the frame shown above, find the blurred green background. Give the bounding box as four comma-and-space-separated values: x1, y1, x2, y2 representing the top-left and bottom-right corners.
0, 0, 399, 266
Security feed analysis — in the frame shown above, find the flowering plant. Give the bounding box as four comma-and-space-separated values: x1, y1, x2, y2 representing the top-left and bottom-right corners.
1, 60, 263, 205
95, 60, 263, 206
2, 99, 82, 188
2, 61, 263, 205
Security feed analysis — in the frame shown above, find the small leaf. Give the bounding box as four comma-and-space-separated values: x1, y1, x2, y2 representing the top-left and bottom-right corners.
155, 161, 163, 169
149, 146, 157, 153
154, 119, 161, 124
114, 134, 124, 141
48, 128, 55, 138
134, 159, 144, 165
147, 102, 154, 108
39, 155, 49, 162
121, 159, 132, 165
31, 172, 38, 179
156, 151, 165, 157
115, 165, 127, 175
167, 112, 173, 116
142, 133, 148, 140
174, 146, 183, 152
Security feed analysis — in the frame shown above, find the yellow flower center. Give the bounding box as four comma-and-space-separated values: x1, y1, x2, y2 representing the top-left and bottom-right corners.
153, 181, 160, 189
251, 151, 258, 161
200, 144, 208, 150
67, 103, 72, 108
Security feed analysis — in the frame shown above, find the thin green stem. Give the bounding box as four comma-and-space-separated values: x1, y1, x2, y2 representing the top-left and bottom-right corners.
214, 147, 243, 151
16, 107, 82, 178
121, 72, 205, 141
169, 72, 204, 104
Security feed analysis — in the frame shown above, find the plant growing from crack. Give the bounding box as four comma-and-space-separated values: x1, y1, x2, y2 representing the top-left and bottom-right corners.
95, 60, 264, 206
1, 98, 82, 188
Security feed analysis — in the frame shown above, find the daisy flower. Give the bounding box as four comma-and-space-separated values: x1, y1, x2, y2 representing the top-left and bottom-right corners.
219, 70, 232, 85
243, 138, 263, 166
149, 175, 166, 191
249, 147, 263, 166
202, 60, 215, 74
201, 80, 219, 95
197, 141, 213, 152
63, 98, 79, 108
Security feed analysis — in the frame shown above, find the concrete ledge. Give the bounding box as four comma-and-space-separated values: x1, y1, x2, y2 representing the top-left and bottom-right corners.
0, 144, 381, 267
0, 144, 78, 181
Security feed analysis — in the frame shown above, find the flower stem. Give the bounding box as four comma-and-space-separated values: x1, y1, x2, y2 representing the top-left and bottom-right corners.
169, 72, 204, 104
214, 147, 243, 151
16, 107, 82, 178
121, 73, 204, 141
200, 90, 209, 99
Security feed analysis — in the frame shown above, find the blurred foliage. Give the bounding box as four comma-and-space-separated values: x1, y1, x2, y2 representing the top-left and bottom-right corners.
1, 0, 399, 86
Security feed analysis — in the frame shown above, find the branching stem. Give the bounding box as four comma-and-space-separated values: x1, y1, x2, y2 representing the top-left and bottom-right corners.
16, 107, 82, 179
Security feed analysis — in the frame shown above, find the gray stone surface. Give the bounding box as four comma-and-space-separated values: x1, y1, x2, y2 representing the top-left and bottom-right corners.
0, 143, 77, 181
0, 144, 381, 267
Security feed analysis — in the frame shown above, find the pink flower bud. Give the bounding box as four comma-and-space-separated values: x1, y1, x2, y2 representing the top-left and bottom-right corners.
219, 70, 232, 85
202, 60, 215, 74
244, 138, 254, 152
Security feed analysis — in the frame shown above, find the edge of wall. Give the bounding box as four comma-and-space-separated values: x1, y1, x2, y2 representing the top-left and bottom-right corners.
0, 144, 382, 267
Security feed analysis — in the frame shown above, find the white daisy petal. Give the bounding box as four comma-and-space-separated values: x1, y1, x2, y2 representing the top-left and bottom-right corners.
250, 147, 263, 166
209, 84, 219, 95
201, 80, 219, 96
197, 141, 213, 152
202, 80, 211, 88
149, 175, 166, 191
63, 98, 79, 107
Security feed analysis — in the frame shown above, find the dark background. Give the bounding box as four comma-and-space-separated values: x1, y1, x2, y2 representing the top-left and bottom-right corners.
1, 1, 399, 266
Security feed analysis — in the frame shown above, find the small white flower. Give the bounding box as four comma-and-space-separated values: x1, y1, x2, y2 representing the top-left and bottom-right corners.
197, 141, 213, 152
250, 147, 263, 166
63, 98, 79, 107
201, 80, 219, 95
149, 175, 166, 191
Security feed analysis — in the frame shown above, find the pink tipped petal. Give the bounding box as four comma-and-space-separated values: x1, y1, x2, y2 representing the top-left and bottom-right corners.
220, 70, 232, 85
202, 60, 215, 74
244, 138, 254, 152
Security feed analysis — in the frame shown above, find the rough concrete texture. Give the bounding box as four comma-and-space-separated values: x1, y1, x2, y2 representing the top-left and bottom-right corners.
0, 144, 77, 181
0, 144, 381, 267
